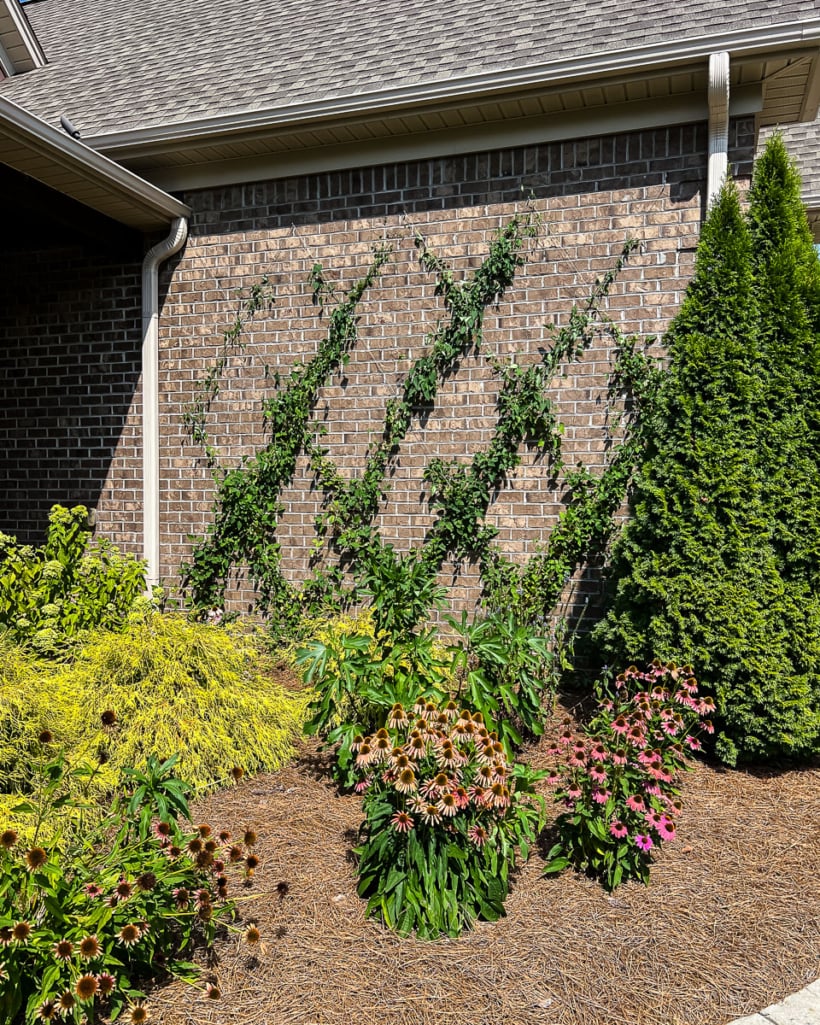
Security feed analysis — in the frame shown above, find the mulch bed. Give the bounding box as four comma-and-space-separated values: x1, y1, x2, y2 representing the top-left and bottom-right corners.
150, 696, 820, 1025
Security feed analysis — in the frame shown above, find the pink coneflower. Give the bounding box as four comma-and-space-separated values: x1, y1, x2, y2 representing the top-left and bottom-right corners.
589, 742, 608, 763
437, 793, 458, 817
557, 728, 574, 746
568, 753, 586, 768
699, 696, 716, 713
702, 719, 715, 734
12, 922, 31, 944
53, 939, 73, 961
390, 811, 414, 833
25, 847, 47, 872
643, 782, 662, 797
58, 993, 76, 1014
420, 803, 442, 826
0, 928, 12, 946
610, 715, 629, 734
173, 886, 190, 908
490, 783, 511, 809
468, 824, 489, 847
567, 783, 582, 800
656, 816, 676, 841
610, 748, 628, 766
591, 788, 610, 805
666, 798, 684, 817
625, 794, 645, 812
467, 784, 486, 805
572, 738, 587, 755
685, 736, 703, 751
645, 810, 664, 829
627, 724, 646, 745
609, 820, 628, 839
634, 834, 654, 852
114, 878, 133, 901
454, 786, 470, 809
588, 762, 607, 784
546, 771, 561, 786
35, 1001, 57, 1021
371, 735, 392, 762
353, 775, 373, 794
96, 973, 116, 997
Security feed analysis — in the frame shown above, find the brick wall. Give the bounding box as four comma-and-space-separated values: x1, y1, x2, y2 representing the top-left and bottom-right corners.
1, 117, 755, 622
149, 117, 754, 616
0, 199, 143, 546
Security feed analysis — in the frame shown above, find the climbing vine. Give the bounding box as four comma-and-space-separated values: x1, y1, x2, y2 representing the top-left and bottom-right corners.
182, 218, 657, 636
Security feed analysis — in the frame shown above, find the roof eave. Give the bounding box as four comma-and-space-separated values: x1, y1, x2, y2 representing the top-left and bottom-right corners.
0, 0, 46, 73
0, 95, 190, 231
87, 18, 820, 157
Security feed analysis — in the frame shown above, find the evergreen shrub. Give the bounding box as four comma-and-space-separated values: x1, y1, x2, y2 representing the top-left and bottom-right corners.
594, 158, 820, 765
0, 614, 309, 811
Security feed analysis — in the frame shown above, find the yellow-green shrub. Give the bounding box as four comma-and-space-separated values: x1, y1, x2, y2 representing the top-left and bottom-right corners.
52, 612, 309, 792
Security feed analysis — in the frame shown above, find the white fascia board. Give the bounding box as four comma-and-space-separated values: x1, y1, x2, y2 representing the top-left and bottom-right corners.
90, 20, 820, 157
147, 88, 762, 194
799, 51, 820, 121
1, 0, 46, 70
0, 36, 13, 77
0, 95, 190, 227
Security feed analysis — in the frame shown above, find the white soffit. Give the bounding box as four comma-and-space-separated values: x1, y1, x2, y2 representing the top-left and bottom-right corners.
0, 95, 190, 231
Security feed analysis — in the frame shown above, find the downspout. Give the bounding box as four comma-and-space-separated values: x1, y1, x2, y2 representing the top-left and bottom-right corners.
141, 216, 188, 588
707, 51, 730, 208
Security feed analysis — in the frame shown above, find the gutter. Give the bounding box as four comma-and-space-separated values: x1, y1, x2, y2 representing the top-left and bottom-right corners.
88, 19, 820, 156
142, 217, 188, 589
707, 52, 730, 207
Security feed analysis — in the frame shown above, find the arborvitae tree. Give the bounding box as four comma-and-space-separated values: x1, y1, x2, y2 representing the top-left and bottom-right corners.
748, 134, 820, 591
593, 178, 820, 765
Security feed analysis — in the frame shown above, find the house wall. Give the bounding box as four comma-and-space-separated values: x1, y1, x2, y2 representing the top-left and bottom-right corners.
147, 116, 754, 618
1, 117, 755, 622
0, 187, 143, 545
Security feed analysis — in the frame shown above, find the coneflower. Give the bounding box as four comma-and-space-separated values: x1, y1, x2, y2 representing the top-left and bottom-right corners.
52, 939, 73, 961
243, 830, 257, 847
25, 847, 47, 871
96, 973, 116, 996
0, 829, 17, 850
35, 1000, 57, 1021
128, 1003, 149, 1024
12, 921, 31, 943
245, 925, 261, 944
75, 974, 98, 1001
117, 924, 141, 947
78, 934, 101, 960
205, 982, 221, 999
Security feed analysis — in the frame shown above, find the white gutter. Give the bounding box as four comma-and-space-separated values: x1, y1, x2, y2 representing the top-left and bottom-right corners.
707, 51, 730, 207
89, 19, 820, 156
142, 217, 188, 588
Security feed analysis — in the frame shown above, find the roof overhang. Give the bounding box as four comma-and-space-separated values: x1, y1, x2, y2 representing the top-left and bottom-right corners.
0, 0, 45, 76
86, 20, 820, 192
0, 94, 190, 231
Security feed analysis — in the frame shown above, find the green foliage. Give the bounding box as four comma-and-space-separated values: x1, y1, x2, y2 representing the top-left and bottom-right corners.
544, 662, 710, 890
297, 611, 452, 786
446, 610, 559, 753
352, 699, 544, 938
0, 742, 261, 1023
0, 615, 308, 804
121, 754, 192, 841
594, 165, 820, 764
183, 218, 652, 644
0, 506, 145, 655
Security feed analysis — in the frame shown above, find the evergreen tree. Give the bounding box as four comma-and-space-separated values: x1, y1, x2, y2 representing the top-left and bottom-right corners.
593, 178, 820, 765
748, 133, 820, 590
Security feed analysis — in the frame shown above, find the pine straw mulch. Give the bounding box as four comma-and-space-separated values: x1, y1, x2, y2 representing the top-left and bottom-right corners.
150, 701, 820, 1025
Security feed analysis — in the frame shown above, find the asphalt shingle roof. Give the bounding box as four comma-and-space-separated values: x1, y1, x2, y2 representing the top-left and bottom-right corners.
1, 0, 819, 140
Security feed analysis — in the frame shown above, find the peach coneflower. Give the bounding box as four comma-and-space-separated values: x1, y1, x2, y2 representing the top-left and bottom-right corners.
468, 824, 488, 847
35, 1000, 57, 1021
75, 974, 98, 1001
12, 921, 31, 943
404, 734, 426, 760
394, 767, 417, 794
420, 803, 442, 825
25, 847, 47, 871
